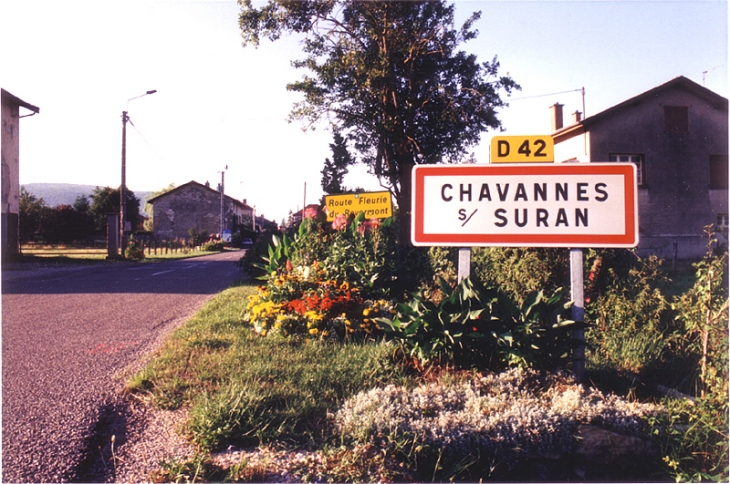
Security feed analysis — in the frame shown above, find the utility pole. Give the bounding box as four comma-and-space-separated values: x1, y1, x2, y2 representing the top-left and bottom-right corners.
120, 111, 128, 254
219, 166, 227, 238
120, 90, 156, 256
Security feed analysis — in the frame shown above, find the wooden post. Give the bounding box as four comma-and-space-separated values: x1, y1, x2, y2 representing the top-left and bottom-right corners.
570, 248, 585, 383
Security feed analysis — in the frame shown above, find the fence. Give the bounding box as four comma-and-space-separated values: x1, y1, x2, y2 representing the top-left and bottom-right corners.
134, 237, 200, 256
21, 236, 203, 258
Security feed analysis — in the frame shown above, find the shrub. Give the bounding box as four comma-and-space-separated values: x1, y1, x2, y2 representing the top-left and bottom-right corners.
648, 394, 729, 482
124, 240, 145, 260
201, 241, 225, 252
672, 227, 728, 398
585, 251, 681, 382
471, 247, 569, 305
375, 276, 576, 371
188, 227, 208, 246
650, 227, 729, 482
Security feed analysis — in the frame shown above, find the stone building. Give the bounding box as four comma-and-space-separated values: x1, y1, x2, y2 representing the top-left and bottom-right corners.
147, 180, 253, 239
1, 89, 39, 258
551, 76, 728, 259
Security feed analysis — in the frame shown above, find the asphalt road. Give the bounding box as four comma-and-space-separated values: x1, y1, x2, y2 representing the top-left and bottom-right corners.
2, 251, 246, 482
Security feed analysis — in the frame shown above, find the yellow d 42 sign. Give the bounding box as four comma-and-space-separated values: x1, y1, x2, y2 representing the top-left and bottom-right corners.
490, 136, 554, 163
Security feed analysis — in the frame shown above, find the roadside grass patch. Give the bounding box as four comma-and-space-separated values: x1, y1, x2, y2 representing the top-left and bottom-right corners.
126, 282, 408, 451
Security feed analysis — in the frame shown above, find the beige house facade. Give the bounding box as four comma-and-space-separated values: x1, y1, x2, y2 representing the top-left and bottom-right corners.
1, 89, 39, 258
148, 180, 253, 239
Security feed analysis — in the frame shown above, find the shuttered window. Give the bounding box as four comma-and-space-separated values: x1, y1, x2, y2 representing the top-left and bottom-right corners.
710, 155, 729, 188
664, 106, 689, 134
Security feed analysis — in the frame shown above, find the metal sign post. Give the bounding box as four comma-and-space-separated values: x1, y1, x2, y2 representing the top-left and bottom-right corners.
570, 248, 586, 382
458, 247, 471, 282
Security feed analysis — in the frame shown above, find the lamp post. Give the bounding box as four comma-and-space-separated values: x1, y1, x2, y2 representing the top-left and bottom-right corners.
120, 89, 156, 255
217, 166, 228, 239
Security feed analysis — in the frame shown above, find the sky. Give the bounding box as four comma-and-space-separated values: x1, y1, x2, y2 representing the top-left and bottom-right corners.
1, 0, 727, 224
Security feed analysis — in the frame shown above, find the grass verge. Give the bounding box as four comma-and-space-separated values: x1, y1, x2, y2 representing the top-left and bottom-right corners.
126, 281, 408, 453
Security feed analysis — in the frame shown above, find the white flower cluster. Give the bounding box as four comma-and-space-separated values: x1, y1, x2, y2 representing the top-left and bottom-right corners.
334, 368, 659, 461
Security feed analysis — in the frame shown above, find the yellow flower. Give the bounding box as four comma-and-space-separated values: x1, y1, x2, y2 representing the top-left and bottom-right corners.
362, 308, 371, 317
260, 329, 268, 337
308, 328, 319, 335
304, 310, 323, 322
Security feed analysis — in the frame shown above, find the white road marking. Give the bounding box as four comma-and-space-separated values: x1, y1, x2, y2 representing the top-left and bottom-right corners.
151, 270, 175, 276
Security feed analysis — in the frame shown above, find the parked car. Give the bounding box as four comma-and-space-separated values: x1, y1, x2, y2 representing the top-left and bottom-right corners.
242, 238, 253, 248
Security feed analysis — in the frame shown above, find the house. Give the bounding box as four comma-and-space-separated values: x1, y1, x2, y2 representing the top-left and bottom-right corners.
551, 76, 728, 259
1, 89, 39, 258
147, 180, 253, 239
288, 204, 321, 227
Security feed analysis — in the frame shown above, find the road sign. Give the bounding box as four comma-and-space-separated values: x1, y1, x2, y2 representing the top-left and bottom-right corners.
324, 191, 393, 221
411, 163, 638, 247
490, 135, 554, 163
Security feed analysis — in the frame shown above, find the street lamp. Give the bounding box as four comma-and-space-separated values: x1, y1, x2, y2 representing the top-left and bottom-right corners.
120, 89, 156, 255
217, 166, 228, 239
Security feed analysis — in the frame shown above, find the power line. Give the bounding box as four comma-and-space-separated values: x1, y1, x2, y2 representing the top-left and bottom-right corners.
127, 118, 164, 161
506, 88, 583, 102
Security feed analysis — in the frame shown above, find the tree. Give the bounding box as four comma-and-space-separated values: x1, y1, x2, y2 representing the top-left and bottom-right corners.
321, 130, 354, 195
73, 194, 90, 213
239, 0, 518, 242
19, 187, 49, 243
41, 205, 95, 244
88, 186, 140, 234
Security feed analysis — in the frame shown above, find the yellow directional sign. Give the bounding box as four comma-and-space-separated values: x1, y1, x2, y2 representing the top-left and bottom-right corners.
324, 191, 393, 221
490, 135, 554, 163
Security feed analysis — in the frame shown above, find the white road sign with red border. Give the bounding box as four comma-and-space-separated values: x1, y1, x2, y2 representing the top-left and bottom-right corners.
411, 163, 638, 248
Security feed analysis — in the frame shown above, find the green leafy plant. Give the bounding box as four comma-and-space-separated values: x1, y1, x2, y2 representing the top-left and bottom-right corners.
252, 232, 296, 280
648, 395, 729, 482
585, 252, 678, 380
201, 240, 225, 252
375, 277, 575, 370
672, 226, 729, 398
471, 247, 569, 305
124, 240, 145, 260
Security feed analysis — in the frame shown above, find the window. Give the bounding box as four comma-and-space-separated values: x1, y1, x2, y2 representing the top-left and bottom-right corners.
717, 214, 728, 233
664, 106, 689, 134
609, 154, 646, 186
710, 155, 729, 188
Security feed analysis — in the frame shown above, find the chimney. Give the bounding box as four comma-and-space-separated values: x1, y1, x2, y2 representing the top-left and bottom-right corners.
550, 103, 564, 131
572, 110, 582, 123
243, 198, 247, 205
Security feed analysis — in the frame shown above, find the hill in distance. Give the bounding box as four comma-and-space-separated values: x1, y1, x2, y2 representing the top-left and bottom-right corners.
22, 183, 153, 215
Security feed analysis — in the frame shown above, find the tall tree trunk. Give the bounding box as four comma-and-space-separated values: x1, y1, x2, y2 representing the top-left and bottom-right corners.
398, 160, 415, 247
